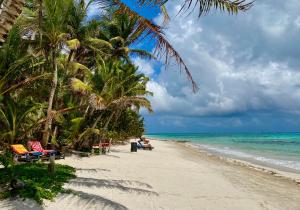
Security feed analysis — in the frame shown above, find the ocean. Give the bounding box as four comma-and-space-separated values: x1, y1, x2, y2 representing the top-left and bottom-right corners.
145, 133, 300, 172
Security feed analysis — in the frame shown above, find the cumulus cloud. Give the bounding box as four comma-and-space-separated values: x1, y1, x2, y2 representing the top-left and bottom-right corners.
143, 0, 300, 131
133, 57, 155, 76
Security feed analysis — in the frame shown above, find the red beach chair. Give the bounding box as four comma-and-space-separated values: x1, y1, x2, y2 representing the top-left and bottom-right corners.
27, 140, 65, 159
92, 140, 111, 154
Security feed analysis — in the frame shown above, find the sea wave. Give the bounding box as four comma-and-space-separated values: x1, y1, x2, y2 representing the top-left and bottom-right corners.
190, 143, 300, 171
232, 139, 300, 145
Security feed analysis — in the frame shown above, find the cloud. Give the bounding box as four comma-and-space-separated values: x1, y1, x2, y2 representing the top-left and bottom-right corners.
133, 58, 155, 76
143, 0, 300, 131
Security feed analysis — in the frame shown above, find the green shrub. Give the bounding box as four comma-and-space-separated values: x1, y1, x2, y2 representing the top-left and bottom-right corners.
0, 152, 14, 168
0, 163, 76, 204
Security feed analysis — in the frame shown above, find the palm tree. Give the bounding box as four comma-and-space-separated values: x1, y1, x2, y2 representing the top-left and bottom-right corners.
0, 0, 25, 44
0, 25, 49, 98
17, 0, 102, 146
0, 96, 43, 148
69, 60, 152, 148
1, 0, 253, 90
71, 60, 152, 115
28, 0, 75, 146
94, 12, 154, 61
0, 0, 253, 147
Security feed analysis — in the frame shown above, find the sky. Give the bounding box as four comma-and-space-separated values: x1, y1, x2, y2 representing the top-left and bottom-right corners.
133, 0, 300, 133
90, 0, 300, 133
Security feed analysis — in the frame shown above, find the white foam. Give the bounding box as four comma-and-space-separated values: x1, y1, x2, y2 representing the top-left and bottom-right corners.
190, 143, 300, 171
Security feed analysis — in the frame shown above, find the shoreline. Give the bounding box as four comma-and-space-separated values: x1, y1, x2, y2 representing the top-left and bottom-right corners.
173, 140, 300, 184
147, 137, 300, 182
1, 139, 300, 209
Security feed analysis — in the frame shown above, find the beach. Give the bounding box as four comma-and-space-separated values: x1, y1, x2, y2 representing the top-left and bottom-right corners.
1, 139, 300, 210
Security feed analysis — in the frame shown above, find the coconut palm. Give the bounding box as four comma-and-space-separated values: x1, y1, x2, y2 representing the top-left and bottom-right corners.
0, 96, 44, 148
0, 0, 254, 148
14, 4, 148, 147
92, 12, 155, 62
1, 0, 253, 90
71, 60, 152, 114
69, 60, 152, 147
0, 25, 49, 99
19, 0, 92, 145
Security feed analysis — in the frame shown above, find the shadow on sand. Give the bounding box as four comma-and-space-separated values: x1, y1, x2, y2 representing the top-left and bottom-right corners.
59, 191, 129, 210
0, 175, 158, 209
109, 149, 131, 154
68, 177, 158, 196
76, 168, 111, 172
0, 199, 43, 210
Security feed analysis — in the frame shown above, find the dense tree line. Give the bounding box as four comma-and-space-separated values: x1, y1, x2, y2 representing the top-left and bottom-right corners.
0, 0, 252, 150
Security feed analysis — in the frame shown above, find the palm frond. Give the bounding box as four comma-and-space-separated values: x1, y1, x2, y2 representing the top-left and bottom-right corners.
67, 61, 92, 78
70, 78, 92, 94
134, 0, 253, 16
160, 5, 170, 25
66, 38, 81, 50
0, 73, 50, 95
129, 49, 156, 60
110, 96, 153, 112
77, 127, 101, 143
178, 0, 253, 17
0, 108, 10, 128
114, 1, 198, 92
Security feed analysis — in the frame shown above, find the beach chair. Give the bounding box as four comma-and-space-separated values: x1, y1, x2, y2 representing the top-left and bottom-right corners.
27, 140, 65, 159
92, 140, 111, 154
11, 144, 42, 162
137, 141, 154, 150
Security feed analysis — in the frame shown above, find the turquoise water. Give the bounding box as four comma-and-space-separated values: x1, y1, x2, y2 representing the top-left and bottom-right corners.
145, 133, 300, 172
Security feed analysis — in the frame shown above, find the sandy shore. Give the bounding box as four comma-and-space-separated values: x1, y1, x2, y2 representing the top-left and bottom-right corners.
1, 140, 300, 210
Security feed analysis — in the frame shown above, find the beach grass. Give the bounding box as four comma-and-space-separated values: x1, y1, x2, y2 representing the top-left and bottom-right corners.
0, 163, 76, 204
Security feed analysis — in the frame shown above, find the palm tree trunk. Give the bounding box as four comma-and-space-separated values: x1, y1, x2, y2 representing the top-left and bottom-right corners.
42, 50, 58, 146
0, 0, 25, 44
92, 113, 102, 129
83, 105, 90, 118
38, 0, 43, 46
103, 111, 115, 130
111, 109, 123, 130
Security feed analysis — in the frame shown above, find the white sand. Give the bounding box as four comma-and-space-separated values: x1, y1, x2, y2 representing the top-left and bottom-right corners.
1, 140, 300, 210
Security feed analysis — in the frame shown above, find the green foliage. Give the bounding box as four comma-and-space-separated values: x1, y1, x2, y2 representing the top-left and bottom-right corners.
0, 152, 14, 169
0, 0, 253, 205
0, 97, 44, 147
111, 109, 145, 139
0, 163, 76, 204
0, 1, 156, 151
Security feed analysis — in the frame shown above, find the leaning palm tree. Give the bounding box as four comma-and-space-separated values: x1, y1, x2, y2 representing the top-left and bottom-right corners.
0, 0, 253, 146
1, 0, 253, 89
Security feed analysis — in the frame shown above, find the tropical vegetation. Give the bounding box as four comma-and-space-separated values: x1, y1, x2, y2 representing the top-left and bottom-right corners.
0, 0, 252, 204
0, 161, 76, 204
